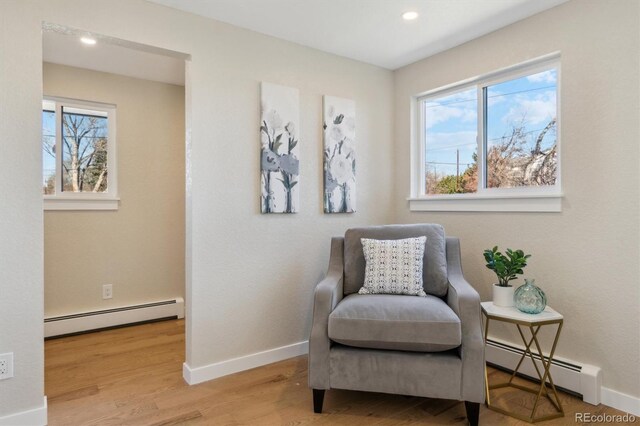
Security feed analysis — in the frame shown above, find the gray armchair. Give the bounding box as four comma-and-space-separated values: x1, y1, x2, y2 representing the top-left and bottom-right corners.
308, 224, 484, 426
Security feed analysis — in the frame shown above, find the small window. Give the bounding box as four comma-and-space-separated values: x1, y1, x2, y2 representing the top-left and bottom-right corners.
42, 97, 118, 210
412, 56, 561, 212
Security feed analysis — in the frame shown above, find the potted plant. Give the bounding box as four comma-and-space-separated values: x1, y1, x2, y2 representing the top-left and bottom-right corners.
483, 246, 531, 307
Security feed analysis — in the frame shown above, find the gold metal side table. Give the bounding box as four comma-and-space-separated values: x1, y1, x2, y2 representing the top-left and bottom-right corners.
481, 301, 564, 423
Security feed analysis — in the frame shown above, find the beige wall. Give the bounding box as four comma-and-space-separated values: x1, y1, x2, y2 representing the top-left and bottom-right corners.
43, 63, 185, 317
393, 0, 640, 397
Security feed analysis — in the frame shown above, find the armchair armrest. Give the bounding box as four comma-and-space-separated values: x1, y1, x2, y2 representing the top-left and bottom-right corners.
309, 237, 344, 389
446, 237, 485, 403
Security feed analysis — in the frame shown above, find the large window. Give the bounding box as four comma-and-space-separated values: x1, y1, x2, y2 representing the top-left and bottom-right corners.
42, 97, 118, 210
412, 57, 560, 212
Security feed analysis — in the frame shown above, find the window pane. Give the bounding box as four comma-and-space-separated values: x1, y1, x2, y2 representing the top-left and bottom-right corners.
485, 69, 557, 189
61, 106, 108, 193
42, 106, 56, 195
424, 88, 478, 195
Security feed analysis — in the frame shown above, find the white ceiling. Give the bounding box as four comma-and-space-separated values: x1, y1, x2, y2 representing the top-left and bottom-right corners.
43, 30, 185, 86
147, 0, 567, 70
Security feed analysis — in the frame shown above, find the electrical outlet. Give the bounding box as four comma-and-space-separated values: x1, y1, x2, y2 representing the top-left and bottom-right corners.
103, 284, 113, 299
0, 353, 14, 380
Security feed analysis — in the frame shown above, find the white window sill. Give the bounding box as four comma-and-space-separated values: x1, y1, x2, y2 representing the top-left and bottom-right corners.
407, 193, 563, 212
44, 196, 120, 211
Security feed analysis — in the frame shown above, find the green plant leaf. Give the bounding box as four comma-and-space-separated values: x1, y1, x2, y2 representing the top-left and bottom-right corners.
483, 245, 531, 285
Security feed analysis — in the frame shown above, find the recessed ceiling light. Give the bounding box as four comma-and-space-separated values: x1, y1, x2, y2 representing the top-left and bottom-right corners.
402, 10, 418, 21
80, 37, 97, 45
402, 11, 419, 21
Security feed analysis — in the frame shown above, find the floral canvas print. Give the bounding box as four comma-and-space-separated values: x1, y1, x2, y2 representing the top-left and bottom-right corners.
324, 96, 356, 213
261, 82, 300, 213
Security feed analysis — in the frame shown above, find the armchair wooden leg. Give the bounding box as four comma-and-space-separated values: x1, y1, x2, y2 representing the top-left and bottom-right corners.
312, 389, 325, 413
464, 401, 479, 426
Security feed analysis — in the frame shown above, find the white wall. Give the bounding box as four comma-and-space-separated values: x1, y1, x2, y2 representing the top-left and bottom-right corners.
0, 1, 45, 418
43, 63, 185, 317
0, 0, 394, 417
393, 0, 640, 397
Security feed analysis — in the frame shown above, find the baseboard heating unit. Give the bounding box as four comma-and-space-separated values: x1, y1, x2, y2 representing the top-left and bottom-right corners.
45, 297, 185, 339
485, 338, 601, 405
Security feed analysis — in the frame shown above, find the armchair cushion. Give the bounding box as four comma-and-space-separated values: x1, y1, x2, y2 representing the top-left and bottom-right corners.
328, 294, 461, 352
344, 224, 448, 296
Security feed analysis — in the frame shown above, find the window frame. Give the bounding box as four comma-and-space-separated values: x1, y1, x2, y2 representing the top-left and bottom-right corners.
43, 96, 119, 211
409, 53, 563, 212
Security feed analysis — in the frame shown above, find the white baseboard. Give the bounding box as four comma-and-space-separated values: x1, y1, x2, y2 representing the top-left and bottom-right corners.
487, 337, 640, 416
486, 338, 601, 404
45, 297, 184, 338
0, 396, 47, 426
602, 387, 640, 417
183, 340, 308, 385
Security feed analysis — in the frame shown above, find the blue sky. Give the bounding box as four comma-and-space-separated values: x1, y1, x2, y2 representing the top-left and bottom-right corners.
424, 69, 557, 176
42, 110, 56, 186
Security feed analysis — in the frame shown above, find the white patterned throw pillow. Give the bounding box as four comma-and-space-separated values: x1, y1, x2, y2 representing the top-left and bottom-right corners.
358, 237, 427, 297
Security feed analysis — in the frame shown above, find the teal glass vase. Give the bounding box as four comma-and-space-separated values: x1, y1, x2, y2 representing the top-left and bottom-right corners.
514, 279, 547, 314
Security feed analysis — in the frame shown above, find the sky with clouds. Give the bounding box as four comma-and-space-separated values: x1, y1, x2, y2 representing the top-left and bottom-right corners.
424, 69, 557, 176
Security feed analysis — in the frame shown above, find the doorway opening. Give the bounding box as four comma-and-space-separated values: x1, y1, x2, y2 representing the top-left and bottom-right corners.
41, 23, 191, 415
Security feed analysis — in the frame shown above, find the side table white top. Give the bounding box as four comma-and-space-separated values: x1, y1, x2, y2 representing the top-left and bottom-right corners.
481, 301, 563, 323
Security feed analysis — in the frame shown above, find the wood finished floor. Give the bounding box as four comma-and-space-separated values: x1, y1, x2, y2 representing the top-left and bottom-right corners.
46, 320, 631, 425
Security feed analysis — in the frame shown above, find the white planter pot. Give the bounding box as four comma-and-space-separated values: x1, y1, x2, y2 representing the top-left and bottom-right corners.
492, 284, 514, 307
